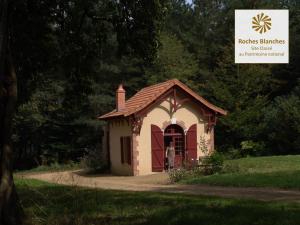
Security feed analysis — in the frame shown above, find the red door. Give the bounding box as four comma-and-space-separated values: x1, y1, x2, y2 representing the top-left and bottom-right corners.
164, 124, 185, 168
151, 125, 164, 172
186, 124, 197, 162
174, 135, 184, 168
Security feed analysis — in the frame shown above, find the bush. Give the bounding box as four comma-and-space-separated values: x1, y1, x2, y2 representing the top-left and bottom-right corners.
168, 168, 190, 183
224, 147, 243, 159
80, 148, 108, 171
168, 152, 225, 182
240, 140, 266, 156
199, 152, 224, 175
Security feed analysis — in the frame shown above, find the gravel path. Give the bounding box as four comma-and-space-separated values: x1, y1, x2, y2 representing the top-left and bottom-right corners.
20, 170, 300, 203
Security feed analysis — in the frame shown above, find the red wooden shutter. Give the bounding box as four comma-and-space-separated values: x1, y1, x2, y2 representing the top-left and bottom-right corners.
120, 137, 124, 163
151, 125, 164, 172
186, 124, 197, 161
107, 130, 110, 167
127, 137, 132, 165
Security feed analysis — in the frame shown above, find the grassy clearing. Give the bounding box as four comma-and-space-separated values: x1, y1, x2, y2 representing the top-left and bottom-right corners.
182, 155, 300, 189
17, 178, 300, 225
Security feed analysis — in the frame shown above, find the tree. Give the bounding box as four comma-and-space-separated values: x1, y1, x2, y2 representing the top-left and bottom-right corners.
264, 88, 300, 155
204, 44, 273, 153
1, 0, 168, 223
9, 0, 169, 168
0, 0, 23, 224
165, 0, 300, 155
144, 32, 198, 87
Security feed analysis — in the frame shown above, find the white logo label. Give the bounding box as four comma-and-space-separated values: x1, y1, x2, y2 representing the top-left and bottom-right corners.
235, 10, 289, 64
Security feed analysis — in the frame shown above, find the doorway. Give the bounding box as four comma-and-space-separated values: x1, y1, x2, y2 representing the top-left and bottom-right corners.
164, 124, 185, 168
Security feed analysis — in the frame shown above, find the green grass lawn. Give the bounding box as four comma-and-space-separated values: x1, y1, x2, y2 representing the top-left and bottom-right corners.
17, 178, 300, 225
182, 155, 300, 189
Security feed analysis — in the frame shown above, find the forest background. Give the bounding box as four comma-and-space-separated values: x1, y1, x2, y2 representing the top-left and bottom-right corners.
11, 0, 300, 169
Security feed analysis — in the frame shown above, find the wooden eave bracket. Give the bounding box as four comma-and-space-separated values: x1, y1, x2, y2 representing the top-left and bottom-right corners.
206, 113, 217, 133
167, 87, 191, 114
130, 116, 144, 135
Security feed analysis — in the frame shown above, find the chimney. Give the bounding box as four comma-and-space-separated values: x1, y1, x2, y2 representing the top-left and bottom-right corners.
116, 84, 126, 111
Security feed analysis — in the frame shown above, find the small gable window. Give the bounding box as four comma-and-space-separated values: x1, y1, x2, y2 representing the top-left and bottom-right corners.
120, 136, 132, 165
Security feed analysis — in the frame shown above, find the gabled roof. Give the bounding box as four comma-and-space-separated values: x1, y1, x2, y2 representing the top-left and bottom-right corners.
98, 79, 227, 119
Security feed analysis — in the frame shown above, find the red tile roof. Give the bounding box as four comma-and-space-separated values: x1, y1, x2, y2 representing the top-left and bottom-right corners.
98, 79, 227, 119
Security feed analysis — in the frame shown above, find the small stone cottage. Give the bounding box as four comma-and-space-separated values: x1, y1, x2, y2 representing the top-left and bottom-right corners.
99, 79, 226, 176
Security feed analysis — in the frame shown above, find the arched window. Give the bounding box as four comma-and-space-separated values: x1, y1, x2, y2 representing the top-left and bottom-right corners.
164, 124, 184, 156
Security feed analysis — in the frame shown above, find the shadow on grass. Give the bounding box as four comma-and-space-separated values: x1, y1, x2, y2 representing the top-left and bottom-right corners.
17, 179, 300, 225
183, 170, 300, 189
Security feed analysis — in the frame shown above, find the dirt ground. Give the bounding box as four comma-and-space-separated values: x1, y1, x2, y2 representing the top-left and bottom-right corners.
20, 170, 300, 203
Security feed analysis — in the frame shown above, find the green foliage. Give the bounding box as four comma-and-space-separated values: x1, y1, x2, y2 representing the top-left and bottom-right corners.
169, 152, 224, 182
240, 141, 266, 157
145, 32, 198, 85
12, 0, 167, 169
200, 152, 224, 175
116, 0, 169, 63
164, 0, 300, 156
206, 45, 273, 153
168, 168, 190, 183
263, 89, 300, 154
11, 0, 300, 169
199, 135, 209, 156
80, 148, 108, 171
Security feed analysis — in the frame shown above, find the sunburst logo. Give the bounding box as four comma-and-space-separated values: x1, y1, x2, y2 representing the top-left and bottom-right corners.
252, 13, 272, 34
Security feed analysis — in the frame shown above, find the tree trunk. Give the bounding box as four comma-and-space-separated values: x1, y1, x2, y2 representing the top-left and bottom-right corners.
0, 0, 23, 224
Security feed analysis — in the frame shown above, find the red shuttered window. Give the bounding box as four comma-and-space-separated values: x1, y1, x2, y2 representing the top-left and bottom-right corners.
120, 136, 132, 165
186, 124, 197, 161
151, 125, 164, 172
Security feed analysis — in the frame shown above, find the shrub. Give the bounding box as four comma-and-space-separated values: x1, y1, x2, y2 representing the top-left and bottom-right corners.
199, 135, 209, 156
190, 166, 204, 176
168, 152, 225, 182
199, 152, 224, 175
80, 148, 108, 171
225, 147, 243, 159
168, 168, 190, 183
168, 164, 221, 183
241, 140, 266, 156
